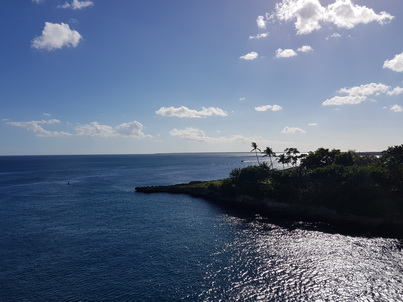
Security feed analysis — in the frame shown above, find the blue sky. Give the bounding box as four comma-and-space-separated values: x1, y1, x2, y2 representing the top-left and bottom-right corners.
0, 0, 402, 155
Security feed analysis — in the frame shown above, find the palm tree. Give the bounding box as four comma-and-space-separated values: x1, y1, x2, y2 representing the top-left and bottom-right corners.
251, 142, 261, 165
277, 153, 287, 169
262, 147, 276, 169
285, 147, 301, 166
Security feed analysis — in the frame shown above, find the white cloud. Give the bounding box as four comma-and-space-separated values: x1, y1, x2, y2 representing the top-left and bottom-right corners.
329, 32, 341, 39
338, 83, 390, 96
308, 122, 318, 126
297, 45, 313, 52
31, 22, 82, 51
155, 106, 227, 118
240, 51, 259, 60
169, 128, 262, 144
269, 0, 394, 35
326, 0, 394, 29
256, 16, 266, 29
32, 0, 44, 3
255, 105, 283, 112
323, 82, 399, 106
383, 52, 403, 72
6, 118, 151, 139
249, 33, 269, 39
281, 126, 306, 134
75, 121, 151, 138
390, 105, 403, 112
239, 97, 246, 102
387, 87, 403, 96
276, 48, 297, 58
58, 0, 94, 10
323, 95, 367, 106
6, 119, 72, 137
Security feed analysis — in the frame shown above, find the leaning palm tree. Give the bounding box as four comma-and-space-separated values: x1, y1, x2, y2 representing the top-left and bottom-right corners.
251, 142, 261, 165
262, 147, 276, 169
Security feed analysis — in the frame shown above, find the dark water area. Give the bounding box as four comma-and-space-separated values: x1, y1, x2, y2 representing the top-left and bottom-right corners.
0, 154, 402, 301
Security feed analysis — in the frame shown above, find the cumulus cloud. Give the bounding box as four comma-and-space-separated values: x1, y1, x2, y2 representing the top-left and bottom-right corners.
383, 52, 403, 72
240, 51, 259, 60
31, 22, 82, 51
276, 48, 297, 58
297, 45, 313, 52
169, 128, 263, 144
275, 45, 313, 58
75, 121, 151, 138
338, 83, 390, 96
323, 83, 400, 106
6, 119, 72, 137
269, 0, 394, 35
390, 105, 403, 112
256, 16, 267, 29
58, 0, 94, 10
323, 95, 367, 106
155, 106, 227, 118
387, 87, 403, 96
249, 33, 269, 39
281, 126, 306, 134
255, 105, 283, 112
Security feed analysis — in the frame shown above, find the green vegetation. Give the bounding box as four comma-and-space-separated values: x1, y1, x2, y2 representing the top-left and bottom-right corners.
212, 144, 403, 219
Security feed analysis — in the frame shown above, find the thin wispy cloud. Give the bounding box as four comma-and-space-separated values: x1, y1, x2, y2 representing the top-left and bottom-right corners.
326, 32, 342, 40
155, 106, 227, 118
6, 119, 151, 138
308, 123, 318, 126
267, 0, 394, 35
240, 51, 259, 60
58, 0, 94, 10
281, 126, 306, 134
249, 33, 269, 40
6, 119, 72, 137
255, 105, 282, 112
31, 22, 82, 51
169, 127, 264, 144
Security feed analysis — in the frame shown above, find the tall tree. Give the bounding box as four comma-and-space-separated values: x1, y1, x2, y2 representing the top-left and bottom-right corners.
262, 147, 276, 169
277, 153, 287, 169
251, 142, 261, 165
285, 147, 301, 166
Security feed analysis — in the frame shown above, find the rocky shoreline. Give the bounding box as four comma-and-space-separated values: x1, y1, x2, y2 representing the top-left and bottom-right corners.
135, 181, 403, 239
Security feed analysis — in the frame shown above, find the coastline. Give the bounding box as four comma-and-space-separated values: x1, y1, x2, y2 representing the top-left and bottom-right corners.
135, 181, 403, 239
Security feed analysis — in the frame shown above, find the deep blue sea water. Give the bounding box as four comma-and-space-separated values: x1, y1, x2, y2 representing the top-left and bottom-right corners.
0, 153, 402, 301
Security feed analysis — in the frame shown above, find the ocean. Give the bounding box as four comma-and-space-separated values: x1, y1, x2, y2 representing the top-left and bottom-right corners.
0, 153, 402, 301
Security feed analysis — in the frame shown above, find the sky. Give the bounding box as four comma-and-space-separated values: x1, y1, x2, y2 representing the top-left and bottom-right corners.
0, 0, 402, 155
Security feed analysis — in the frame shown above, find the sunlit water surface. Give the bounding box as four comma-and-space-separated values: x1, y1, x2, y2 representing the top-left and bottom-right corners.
0, 154, 402, 301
